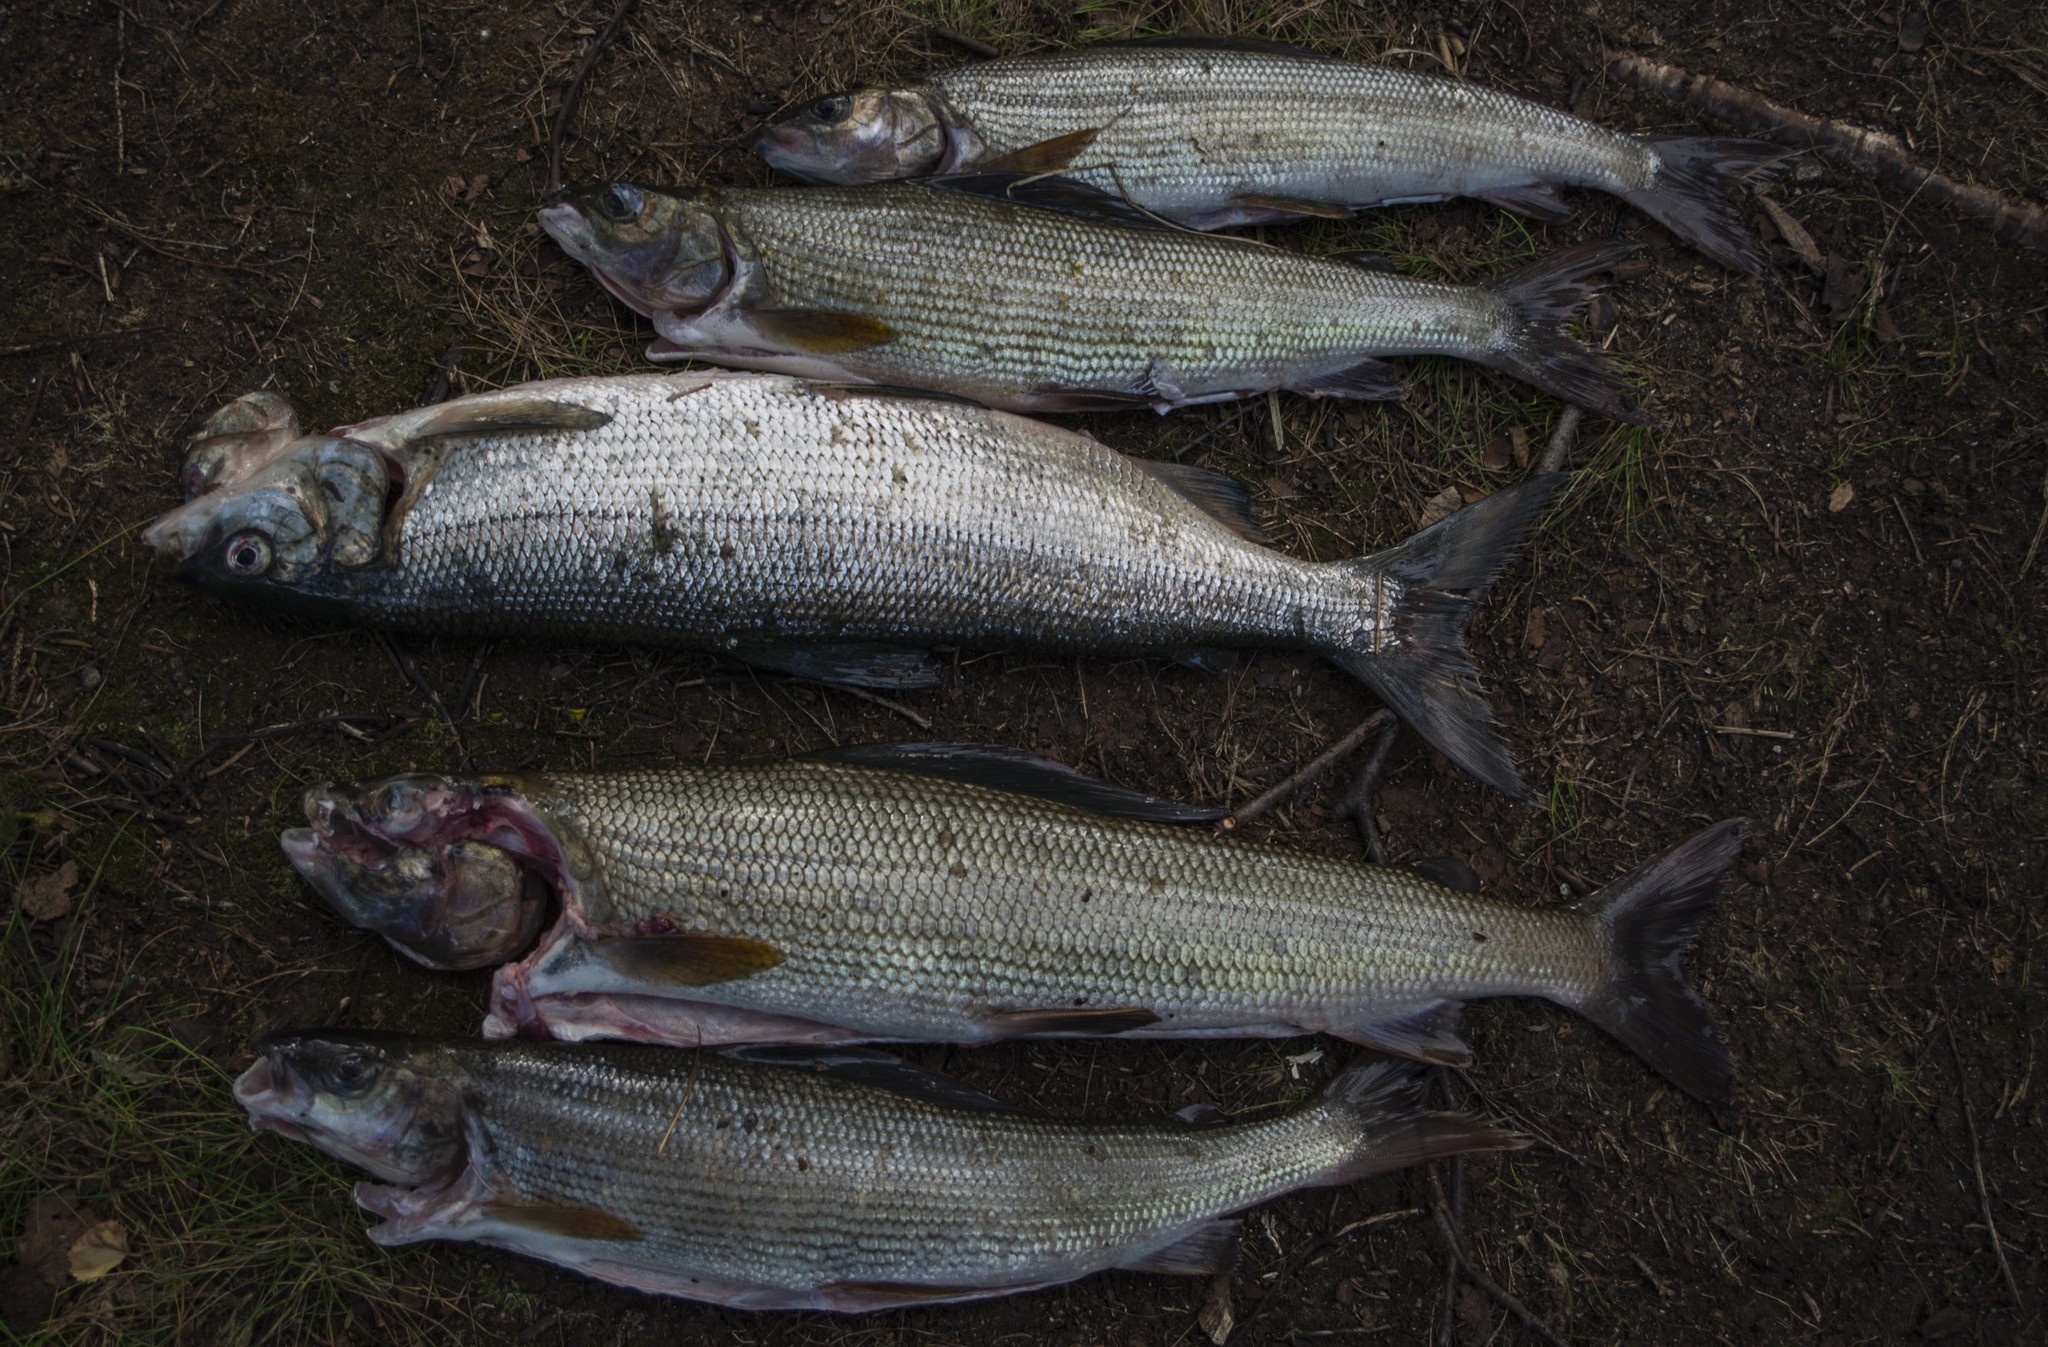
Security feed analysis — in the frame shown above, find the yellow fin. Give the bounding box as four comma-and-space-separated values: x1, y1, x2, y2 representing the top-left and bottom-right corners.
483, 1203, 643, 1242
591, 933, 785, 986
981, 127, 1102, 174
748, 308, 894, 354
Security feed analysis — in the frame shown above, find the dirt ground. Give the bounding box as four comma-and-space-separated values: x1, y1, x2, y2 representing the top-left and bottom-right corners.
2, 0, 2043, 1343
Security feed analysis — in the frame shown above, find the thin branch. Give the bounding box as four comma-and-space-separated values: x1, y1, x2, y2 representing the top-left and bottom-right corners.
1427, 1170, 1569, 1347
1943, 1018, 2028, 1315
931, 27, 999, 59
548, 0, 641, 195
1536, 406, 1584, 476
1220, 710, 1394, 830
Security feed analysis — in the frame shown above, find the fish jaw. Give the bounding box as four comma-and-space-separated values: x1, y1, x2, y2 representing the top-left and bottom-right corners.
287, 775, 577, 969
235, 1031, 464, 1185
538, 186, 732, 319
750, 87, 948, 185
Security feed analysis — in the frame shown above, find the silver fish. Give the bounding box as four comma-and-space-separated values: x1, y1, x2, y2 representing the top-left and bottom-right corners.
538, 178, 1641, 418
284, 746, 1748, 1122
141, 372, 1559, 796
752, 37, 1776, 275
235, 1032, 1521, 1310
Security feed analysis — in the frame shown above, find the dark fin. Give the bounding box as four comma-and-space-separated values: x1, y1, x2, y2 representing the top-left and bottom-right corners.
733, 641, 948, 689
1575, 820, 1747, 1126
1317, 1058, 1526, 1186
585, 932, 785, 987
723, 1045, 1030, 1114
1478, 242, 1644, 423
408, 395, 612, 443
926, 173, 1181, 232
1137, 459, 1273, 544
809, 742, 1225, 823
981, 127, 1101, 175
1172, 1102, 1229, 1127
1622, 138, 1783, 278
1230, 191, 1352, 220
1119, 1219, 1243, 1276
1293, 357, 1404, 400
482, 1203, 643, 1242
1408, 856, 1482, 893
1101, 34, 1343, 62
1472, 182, 1574, 220
1337, 1000, 1470, 1066
983, 1006, 1163, 1036
1328, 250, 1399, 272
746, 308, 895, 354
820, 1280, 1055, 1310
1169, 646, 1241, 674
1327, 475, 1564, 799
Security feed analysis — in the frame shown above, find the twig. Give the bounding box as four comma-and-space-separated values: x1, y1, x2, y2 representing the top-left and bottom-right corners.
1436, 1150, 1465, 1346
378, 633, 472, 771
548, 0, 640, 195
1338, 717, 1401, 864
1943, 1017, 2028, 1315
1, 329, 158, 360
931, 26, 999, 59
1536, 406, 1583, 476
2017, 459, 2047, 581
656, 1041, 705, 1156
1220, 710, 1394, 830
1427, 1170, 1569, 1347
1607, 48, 2048, 254
828, 684, 933, 730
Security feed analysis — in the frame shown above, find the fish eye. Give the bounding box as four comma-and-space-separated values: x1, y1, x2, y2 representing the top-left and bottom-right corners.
812, 94, 851, 123
221, 531, 272, 577
327, 1051, 382, 1097
596, 184, 643, 223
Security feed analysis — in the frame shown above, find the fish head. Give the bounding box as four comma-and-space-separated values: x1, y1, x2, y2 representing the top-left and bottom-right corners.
750, 87, 945, 184
539, 183, 729, 317
284, 774, 556, 971
180, 390, 303, 499
235, 1030, 466, 1183
140, 433, 394, 616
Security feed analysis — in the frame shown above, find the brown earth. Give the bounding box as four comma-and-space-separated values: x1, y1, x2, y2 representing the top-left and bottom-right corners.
1, 1, 2042, 1344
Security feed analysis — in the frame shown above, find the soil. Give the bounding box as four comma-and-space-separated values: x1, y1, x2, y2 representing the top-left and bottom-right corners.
1, 1, 2042, 1344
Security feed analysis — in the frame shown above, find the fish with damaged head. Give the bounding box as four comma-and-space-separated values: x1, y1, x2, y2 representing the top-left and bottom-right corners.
143, 373, 1560, 797
538, 176, 1645, 419
235, 1032, 1522, 1310
284, 745, 1750, 1125
752, 37, 1779, 275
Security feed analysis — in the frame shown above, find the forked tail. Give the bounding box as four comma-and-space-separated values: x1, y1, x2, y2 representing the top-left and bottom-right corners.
1479, 241, 1643, 422
1317, 1057, 1526, 1186
1622, 138, 1783, 277
1330, 475, 1563, 800
1575, 819, 1749, 1125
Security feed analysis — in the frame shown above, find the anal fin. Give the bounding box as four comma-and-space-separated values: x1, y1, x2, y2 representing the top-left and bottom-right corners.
1292, 358, 1404, 400
1336, 1000, 1471, 1066
1472, 182, 1574, 220
1408, 856, 1483, 893
983, 1005, 1161, 1036
1136, 459, 1273, 545
587, 932, 784, 987
1231, 191, 1353, 220
1119, 1218, 1243, 1276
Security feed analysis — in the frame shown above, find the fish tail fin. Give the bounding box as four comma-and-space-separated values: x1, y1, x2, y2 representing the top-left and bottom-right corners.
1622, 137, 1782, 278
1328, 475, 1563, 799
1479, 241, 1643, 422
1574, 819, 1749, 1125
1318, 1058, 1526, 1186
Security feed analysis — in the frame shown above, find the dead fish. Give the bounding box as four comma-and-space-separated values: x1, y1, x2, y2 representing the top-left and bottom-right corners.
752, 36, 1777, 275
235, 1032, 1521, 1310
141, 372, 1559, 797
179, 390, 300, 500
538, 177, 1642, 419
285, 745, 1749, 1123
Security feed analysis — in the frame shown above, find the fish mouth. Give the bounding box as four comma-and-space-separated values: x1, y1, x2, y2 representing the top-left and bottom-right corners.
749, 125, 824, 181
234, 1055, 312, 1144
138, 497, 217, 569
536, 202, 663, 318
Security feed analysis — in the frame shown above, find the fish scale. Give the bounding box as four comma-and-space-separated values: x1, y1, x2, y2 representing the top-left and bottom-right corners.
508, 758, 1596, 1041
931, 47, 1651, 215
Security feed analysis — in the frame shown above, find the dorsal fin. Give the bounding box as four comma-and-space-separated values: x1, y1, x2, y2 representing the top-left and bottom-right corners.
722, 1045, 1030, 1114
1137, 460, 1272, 545
1096, 34, 1345, 62
923, 173, 1182, 232
806, 743, 1223, 823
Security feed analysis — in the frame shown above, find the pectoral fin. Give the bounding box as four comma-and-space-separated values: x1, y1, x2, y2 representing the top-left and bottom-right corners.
409, 396, 612, 442
981, 127, 1102, 175
983, 1005, 1162, 1036
1231, 191, 1353, 220
748, 308, 895, 354
588, 933, 785, 987
481, 1202, 643, 1242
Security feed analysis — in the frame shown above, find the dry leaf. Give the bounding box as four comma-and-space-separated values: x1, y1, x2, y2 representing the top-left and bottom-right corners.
68, 1221, 128, 1282
1198, 1272, 1236, 1345
1759, 197, 1823, 271
1416, 484, 1463, 529
1829, 481, 1855, 513
20, 860, 77, 922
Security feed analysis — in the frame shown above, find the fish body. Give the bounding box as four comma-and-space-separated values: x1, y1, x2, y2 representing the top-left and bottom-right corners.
752, 39, 1775, 274
142, 373, 1559, 795
539, 179, 1640, 419
235, 1033, 1519, 1310
284, 747, 1748, 1122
